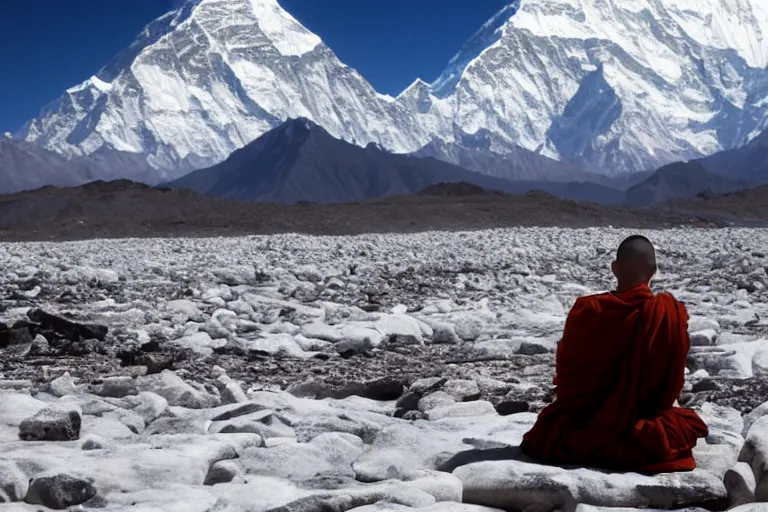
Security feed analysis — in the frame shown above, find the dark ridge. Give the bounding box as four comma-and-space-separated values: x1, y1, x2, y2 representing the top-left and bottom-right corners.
162, 118, 550, 204
627, 124, 768, 204
2, 179, 768, 242
417, 182, 503, 197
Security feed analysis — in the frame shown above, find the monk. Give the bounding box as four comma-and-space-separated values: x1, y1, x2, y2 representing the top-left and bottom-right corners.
520, 235, 708, 473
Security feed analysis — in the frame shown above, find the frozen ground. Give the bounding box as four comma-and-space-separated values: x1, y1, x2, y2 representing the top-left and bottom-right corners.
0, 228, 767, 511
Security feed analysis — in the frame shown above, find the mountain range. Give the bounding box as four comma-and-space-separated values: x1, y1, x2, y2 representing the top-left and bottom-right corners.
165, 118, 638, 204
164, 118, 535, 203
4, 0, 768, 204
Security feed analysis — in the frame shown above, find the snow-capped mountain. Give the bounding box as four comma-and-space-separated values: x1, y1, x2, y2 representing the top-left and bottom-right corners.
17, 0, 768, 182
412, 0, 768, 174
18, 0, 426, 181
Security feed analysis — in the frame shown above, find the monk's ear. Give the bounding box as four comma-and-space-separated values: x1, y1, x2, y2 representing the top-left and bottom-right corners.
611, 260, 618, 278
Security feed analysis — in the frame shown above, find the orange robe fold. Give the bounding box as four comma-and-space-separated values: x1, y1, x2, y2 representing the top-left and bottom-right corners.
520, 284, 708, 473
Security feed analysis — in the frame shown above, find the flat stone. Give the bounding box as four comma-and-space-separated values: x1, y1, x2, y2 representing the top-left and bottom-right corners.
92, 376, 139, 398
426, 401, 497, 421
454, 459, 727, 511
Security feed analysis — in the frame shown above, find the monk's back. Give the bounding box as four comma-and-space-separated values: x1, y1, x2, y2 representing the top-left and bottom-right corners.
520, 236, 709, 473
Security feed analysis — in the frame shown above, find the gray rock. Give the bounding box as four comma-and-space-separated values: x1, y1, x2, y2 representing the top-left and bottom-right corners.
494, 400, 530, 416
136, 370, 220, 409
409, 378, 445, 394
744, 400, 768, 437
739, 415, 768, 501
210, 410, 291, 441
726, 505, 768, 512
0, 460, 28, 503
19, 405, 81, 441
403, 410, 426, 421
114, 391, 169, 425
143, 416, 208, 436
25, 473, 97, 509
204, 460, 240, 486
517, 340, 552, 355
454, 460, 727, 511
47, 372, 78, 397
430, 324, 460, 345
216, 374, 248, 404
474, 377, 511, 395
240, 432, 364, 484
425, 401, 497, 421
81, 435, 110, 451
395, 391, 422, 416
453, 314, 483, 342
93, 376, 139, 398
690, 329, 718, 346
441, 380, 481, 402
724, 462, 756, 507
418, 392, 456, 413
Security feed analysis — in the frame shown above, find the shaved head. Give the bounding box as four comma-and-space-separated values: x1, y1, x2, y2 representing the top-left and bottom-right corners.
612, 235, 657, 289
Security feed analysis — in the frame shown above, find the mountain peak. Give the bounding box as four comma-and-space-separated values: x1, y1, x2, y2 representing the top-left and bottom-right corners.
18, 0, 428, 177
429, 0, 520, 98
273, 117, 322, 140
192, 0, 322, 57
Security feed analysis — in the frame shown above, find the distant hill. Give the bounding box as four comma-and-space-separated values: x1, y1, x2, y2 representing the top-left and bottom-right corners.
164, 118, 526, 204
627, 126, 768, 205
625, 161, 754, 206
3, 179, 768, 242
0, 136, 156, 195
411, 133, 631, 204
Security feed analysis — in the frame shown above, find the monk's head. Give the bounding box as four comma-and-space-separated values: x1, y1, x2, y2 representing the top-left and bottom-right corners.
611, 235, 657, 289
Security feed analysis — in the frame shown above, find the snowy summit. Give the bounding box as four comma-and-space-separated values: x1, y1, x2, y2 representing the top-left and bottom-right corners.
16, 0, 768, 180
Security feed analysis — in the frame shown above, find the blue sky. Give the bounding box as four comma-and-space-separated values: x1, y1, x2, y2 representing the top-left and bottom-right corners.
0, 0, 507, 133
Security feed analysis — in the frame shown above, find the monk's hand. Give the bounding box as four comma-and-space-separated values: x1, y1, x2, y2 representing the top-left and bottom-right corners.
673, 399, 680, 407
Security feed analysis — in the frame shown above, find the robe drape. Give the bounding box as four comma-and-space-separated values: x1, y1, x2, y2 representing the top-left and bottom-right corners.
520, 284, 708, 473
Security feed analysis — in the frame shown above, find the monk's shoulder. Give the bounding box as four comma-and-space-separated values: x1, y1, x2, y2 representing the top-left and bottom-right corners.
569, 292, 611, 317
655, 290, 687, 307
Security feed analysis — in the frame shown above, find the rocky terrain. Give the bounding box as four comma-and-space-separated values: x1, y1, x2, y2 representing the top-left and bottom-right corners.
1, 228, 767, 511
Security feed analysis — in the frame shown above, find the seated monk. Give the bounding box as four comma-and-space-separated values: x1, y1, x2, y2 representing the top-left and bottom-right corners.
520, 234, 708, 473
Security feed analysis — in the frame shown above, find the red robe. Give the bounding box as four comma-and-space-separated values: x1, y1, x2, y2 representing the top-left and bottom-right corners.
520, 284, 708, 473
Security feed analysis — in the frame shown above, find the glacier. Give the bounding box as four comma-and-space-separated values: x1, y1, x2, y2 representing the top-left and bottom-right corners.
16, 0, 768, 180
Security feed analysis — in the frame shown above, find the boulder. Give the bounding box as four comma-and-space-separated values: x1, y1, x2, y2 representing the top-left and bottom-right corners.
47, 372, 78, 398
136, 370, 220, 409
724, 462, 756, 507
739, 415, 768, 501
25, 473, 97, 509
19, 404, 82, 441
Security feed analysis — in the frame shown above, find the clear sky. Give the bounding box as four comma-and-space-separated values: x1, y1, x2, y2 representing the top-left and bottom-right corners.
0, 0, 507, 134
